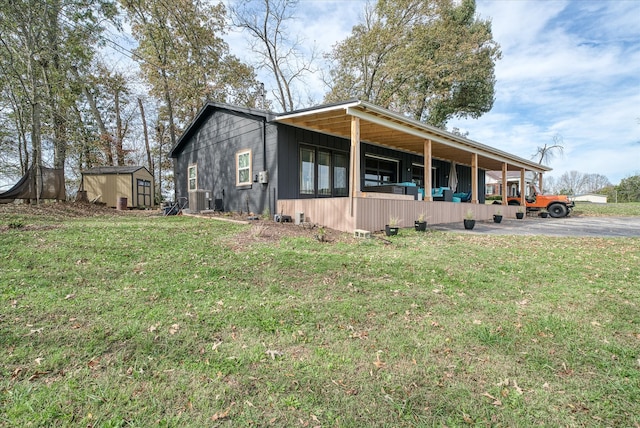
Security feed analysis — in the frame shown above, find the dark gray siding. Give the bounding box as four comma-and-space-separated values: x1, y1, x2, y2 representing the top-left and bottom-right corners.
276, 127, 486, 200
277, 124, 350, 199
174, 108, 278, 215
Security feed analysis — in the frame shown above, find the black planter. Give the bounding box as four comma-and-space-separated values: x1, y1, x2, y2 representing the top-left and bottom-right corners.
493, 215, 503, 223
414, 221, 427, 231
463, 219, 475, 230
540, 212, 548, 218
385, 225, 399, 236
516, 212, 524, 219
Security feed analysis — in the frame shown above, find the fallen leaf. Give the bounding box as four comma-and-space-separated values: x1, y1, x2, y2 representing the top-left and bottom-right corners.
169, 324, 179, 335
373, 351, 386, 369
482, 391, 502, 406
210, 402, 235, 421
513, 379, 523, 395
265, 349, 283, 359
350, 331, 368, 339
11, 368, 22, 380
64, 293, 75, 300
87, 357, 100, 369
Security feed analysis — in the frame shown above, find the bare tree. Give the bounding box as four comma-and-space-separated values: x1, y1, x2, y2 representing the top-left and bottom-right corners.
583, 173, 611, 193
557, 171, 588, 196
532, 134, 564, 188
230, 0, 317, 111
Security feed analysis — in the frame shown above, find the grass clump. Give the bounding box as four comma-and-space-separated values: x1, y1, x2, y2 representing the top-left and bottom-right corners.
1, 211, 639, 427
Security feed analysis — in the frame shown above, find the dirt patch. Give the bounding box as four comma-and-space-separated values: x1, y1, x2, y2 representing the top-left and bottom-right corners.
191, 211, 357, 248
0, 202, 358, 244
0, 201, 153, 219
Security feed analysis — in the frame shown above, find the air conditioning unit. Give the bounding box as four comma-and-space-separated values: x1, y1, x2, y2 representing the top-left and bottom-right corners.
189, 189, 209, 213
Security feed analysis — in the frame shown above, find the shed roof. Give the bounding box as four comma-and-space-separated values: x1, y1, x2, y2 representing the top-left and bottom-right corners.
82, 166, 151, 175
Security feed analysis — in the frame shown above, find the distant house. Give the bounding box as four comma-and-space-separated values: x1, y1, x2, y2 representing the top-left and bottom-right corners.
573, 194, 607, 204
169, 100, 550, 232
485, 170, 535, 198
81, 166, 154, 208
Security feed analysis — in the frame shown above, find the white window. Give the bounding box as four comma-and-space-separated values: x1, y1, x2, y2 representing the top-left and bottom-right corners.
236, 149, 252, 186
188, 164, 197, 191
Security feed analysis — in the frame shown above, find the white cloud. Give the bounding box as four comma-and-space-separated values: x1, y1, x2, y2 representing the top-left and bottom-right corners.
224, 0, 640, 184
450, 0, 640, 184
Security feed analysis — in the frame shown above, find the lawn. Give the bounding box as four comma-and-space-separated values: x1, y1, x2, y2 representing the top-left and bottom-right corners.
1, 204, 639, 427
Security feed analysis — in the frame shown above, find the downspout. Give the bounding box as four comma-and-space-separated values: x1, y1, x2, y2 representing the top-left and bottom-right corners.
262, 117, 267, 172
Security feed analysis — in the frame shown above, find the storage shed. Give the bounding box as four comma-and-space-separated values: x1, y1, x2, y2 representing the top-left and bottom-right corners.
81, 166, 154, 209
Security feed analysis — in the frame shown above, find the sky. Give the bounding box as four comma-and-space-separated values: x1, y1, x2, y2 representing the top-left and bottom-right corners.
226, 0, 640, 185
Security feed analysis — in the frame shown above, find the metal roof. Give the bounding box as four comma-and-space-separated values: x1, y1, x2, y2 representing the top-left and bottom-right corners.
275, 100, 551, 173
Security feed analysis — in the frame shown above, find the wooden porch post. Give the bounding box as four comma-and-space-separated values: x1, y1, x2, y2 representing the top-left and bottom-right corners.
471, 153, 479, 204
502, 162, 508, 206
520, 168, 526, 206
349, 116, 361, 216
424, 139, 432, 201
539, 173, 544, 193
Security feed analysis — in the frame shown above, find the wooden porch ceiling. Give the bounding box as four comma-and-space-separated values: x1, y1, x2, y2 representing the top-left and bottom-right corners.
275, 101, 550, 173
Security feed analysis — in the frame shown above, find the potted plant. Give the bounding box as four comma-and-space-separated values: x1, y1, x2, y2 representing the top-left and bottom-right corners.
414, 213, 428, 231
493, 208, 503, 224
540, 210, 549, 218
516, 207, 525, 219
463, 209, 475, 230
385, 216, 400, 236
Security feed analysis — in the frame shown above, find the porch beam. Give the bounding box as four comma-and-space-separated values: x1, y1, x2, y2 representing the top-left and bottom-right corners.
520, 168, 526, 206
471, 153, 479, 204
502, 162, 508, 206
539, 173, 544, 193
424, 139, 433, 201
349, 116, 361, 216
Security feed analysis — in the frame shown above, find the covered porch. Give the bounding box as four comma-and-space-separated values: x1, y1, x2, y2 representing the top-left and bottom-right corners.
275, 100, 549, 233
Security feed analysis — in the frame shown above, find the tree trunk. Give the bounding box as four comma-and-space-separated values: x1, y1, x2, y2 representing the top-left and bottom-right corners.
138, 98, 153, 175
72, 67, 114, 165
115, 90, 125, 166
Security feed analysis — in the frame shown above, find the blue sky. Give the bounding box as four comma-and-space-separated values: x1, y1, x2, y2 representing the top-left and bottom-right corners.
227, 0, 640, 185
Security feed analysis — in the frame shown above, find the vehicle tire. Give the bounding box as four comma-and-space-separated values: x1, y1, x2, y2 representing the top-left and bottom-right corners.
548, 203, 568, 218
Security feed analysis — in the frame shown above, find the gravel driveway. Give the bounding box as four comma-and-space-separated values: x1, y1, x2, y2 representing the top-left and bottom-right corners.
433, 216, 640, 238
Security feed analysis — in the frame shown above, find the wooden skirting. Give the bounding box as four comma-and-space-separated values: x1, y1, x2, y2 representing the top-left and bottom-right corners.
278, 197, 516, 233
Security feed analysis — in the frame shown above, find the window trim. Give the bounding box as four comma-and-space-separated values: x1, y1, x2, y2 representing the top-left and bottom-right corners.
188, 164, 197, 191
236, 149, 252, 187
364, 153, 399, 187
298, 144, 349, 198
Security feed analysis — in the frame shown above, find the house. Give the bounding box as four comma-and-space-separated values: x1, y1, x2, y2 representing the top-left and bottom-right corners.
81, 166, 155, 209
573, 194, 607, 204
485, 170, 536, 198
169, 100, 551, 232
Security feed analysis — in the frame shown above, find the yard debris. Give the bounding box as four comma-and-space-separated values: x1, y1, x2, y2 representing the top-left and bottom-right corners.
482, 392, 502, 406
210, 402, 235, 421
373, 351, 386, 369
265, 349, 283, 359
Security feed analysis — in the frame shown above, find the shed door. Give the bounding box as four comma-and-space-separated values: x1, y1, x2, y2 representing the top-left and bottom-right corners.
137, 179, 151, 207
